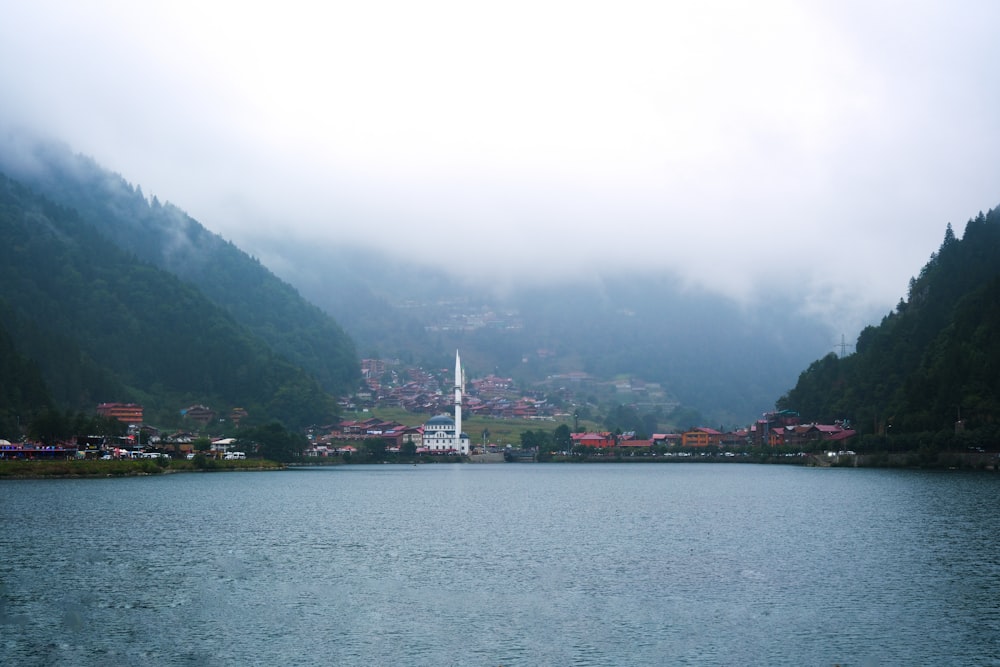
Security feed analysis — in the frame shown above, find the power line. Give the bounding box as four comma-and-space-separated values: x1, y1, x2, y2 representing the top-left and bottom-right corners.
835, 334, 854, 358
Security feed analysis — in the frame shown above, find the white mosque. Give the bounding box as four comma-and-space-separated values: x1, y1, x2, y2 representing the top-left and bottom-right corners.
420, 350, 471, 455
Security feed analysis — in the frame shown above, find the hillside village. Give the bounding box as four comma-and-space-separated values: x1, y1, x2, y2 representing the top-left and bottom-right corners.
2, 355, 856, 461
302, 408, 856, 458
299, 359, 857, 457
353, 358, 567, 419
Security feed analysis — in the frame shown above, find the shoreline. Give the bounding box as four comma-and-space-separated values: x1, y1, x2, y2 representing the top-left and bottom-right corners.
4, 450, 996, 479
0, 458, 285, 480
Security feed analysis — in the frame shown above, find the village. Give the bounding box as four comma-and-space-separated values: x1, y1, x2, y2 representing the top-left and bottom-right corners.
1, 354, 857, 462
299, 356, 857, 458
301, 410, 857, 459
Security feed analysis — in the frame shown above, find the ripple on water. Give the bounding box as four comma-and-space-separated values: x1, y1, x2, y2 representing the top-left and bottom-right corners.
1, 466, 999, 666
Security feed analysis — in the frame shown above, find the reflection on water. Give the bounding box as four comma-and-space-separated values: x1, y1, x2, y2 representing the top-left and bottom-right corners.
1, 465, 998, 665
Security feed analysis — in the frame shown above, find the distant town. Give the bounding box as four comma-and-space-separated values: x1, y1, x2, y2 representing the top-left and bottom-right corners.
1, 349, 860, 463
302, 409, 856, 459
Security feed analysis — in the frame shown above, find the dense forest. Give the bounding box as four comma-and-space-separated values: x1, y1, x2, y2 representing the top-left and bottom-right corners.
0, 321, 53, 436
0, 173, 339, 431
778, 209, 1000, 449
0, 135, 358, 396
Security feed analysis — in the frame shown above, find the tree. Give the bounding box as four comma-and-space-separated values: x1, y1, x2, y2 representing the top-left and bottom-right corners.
641, 413, 659, 439
81, 414, 127, 438
779, 208, 1000, 444
553, 424, 572, 452
237, 422, 307, 462
401, 438, 417, 457
0, 171, 351, 429
535, 430, 554, 453
363, 438, 387, 461
520, 430, 536, 449
28, 408, 72, 445
605, 404, 644, 435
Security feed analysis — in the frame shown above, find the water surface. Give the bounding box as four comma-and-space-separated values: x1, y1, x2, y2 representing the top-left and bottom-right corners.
1, 464, 998, 665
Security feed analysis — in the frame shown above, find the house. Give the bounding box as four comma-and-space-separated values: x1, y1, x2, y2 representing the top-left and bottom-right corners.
618, 438, 652, 454
571, 432, 615, 449
752, 410, 801, 447
788, 423, 857, 448
721, 428, 749, 448
211, 437, 236, 455
651, 433, 682, 447
181, 405, 215, 426
97, 402, 144, 424
681, 427, 723, 448
381, 427, 423, 449
336, 420, 365, 438
229, 407, 248, 426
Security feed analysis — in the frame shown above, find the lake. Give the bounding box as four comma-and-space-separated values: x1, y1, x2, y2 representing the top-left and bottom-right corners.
1, 464, 998, 666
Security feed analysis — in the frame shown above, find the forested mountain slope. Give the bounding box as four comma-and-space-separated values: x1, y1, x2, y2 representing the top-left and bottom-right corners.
0, 174, 336, 430
266, 234, 834, 426
0, 133, 357, 395
778, 208, 1000, 446
0, 320, 53, 436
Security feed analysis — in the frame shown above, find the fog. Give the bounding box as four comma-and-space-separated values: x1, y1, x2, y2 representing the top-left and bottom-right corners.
3, 1, 1000, 339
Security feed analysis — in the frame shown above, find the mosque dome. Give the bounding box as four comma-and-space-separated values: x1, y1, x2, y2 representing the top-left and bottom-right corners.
426, 414, 455, 426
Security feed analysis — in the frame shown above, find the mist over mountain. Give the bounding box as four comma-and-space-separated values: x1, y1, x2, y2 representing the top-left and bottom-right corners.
0, 132, 358, 397
249, 232, 837, 426
0, 173, 338, 429
0, 129, 873, 428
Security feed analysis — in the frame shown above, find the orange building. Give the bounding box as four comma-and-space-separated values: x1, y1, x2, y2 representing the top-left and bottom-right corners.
571, 432, 616, 448
681, 427, 722, 448
96, 402, 144, 424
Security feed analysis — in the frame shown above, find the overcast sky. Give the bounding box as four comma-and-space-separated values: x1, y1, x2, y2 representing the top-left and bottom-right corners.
2, 1, 999, 337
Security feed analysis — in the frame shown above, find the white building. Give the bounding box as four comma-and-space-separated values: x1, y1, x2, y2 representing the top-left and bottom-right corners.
419, 351, 470, 454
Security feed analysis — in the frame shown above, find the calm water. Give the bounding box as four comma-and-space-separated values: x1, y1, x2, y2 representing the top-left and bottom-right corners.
1, 464, 998, 666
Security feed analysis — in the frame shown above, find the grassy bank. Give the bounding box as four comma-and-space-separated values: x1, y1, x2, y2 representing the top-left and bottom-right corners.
0, 457, 284, 479
356, 407, 594, 447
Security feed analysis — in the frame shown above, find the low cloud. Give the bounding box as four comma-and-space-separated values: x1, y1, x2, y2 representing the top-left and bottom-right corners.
2, 1, 999, 341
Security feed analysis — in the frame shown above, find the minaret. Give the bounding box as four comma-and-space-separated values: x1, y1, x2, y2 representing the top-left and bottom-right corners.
454, 350, 463, 451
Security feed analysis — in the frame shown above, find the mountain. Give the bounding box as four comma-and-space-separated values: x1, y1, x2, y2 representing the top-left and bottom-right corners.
0, 172, 338, 431
0, 319, 53, 436
0, 131, 358, 397
777, 209, 1000, 447
0, 129, 839, 428
253, 234, 834, 426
